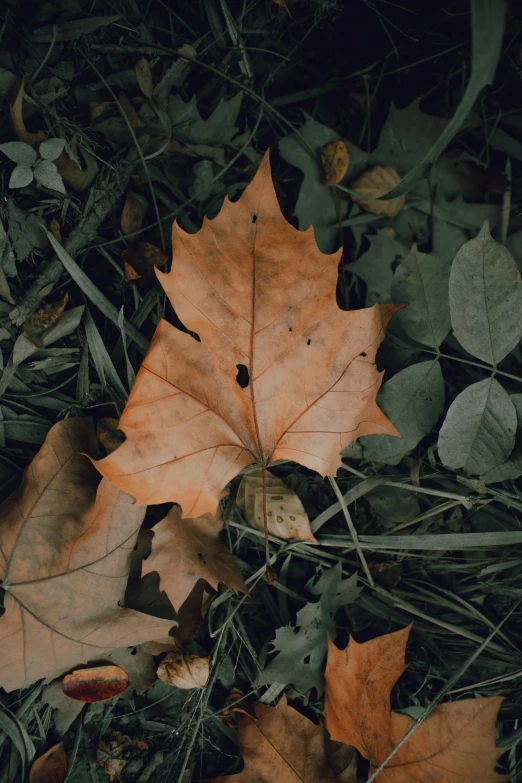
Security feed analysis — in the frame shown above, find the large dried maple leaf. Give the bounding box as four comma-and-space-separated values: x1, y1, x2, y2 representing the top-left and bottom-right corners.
206, 695, 336, 783
324, 626, 506, 782
0, 418, 174, 691
95, 152, 400, 516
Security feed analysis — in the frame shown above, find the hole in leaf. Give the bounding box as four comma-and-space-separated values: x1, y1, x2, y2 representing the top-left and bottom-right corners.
360, 351, 367, 357
303, 654, 311, 665
307, 338, 311, 345
252, 214, 258, 223
130, 647, 137, 655
235, 364, 249, 388
289, 327, 292, 332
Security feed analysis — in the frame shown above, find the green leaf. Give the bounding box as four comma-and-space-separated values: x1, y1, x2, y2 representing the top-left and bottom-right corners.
391, 246, 450, 348
168, 92, 243, 145
449, 221, 522, 364
32, 15, 122, 42
256, 565, 360, 696
9, 166, 33, 189
33, 160, 66, 193
0, 142, 37, 167
481, 394, 522, 483
438, 377, 516, 474
348, 229, 408, 306
39, 138, 66, 161
359, 360, 445, 465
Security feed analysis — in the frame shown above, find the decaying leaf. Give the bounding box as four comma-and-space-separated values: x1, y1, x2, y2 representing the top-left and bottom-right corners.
54, 145, 99, 192
95, 152, 401, 514
273, 0, 292, 15
324, 626, 506, 782
42, 681, 86, 734
320, 140, 350, 185
0, 418, 174, 691
219, 688, 252, 728
29, 743, 67, 783
157, 651, 209, 689
23, 295, 68, 347
10, 80, 47, 144
141, 507, 247, 612
96, 731, 148, 783
97, 417, 126, 454
122, 240, 169, 284
351, 166, 406, 216
136, 57, 154, 99
206, 695, 335, 783
62, 665, 129, 702
237, 467, 315, 541
121, 192, 148, 239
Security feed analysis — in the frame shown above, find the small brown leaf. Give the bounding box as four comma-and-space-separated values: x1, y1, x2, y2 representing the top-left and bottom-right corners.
320, 140, 350, 185
237, 467, 316, 541
351, 165, 406, 216
48, 216, 62, 241
273, 0, 292, 16
121, 191, 148, 239
122, 241, 169, 284
30, 743, 67, 783
157, 651, 209, 689
62, 665, 129, 702
23, 295, 68, 347
219, 688, 252, 728
136, 57, 154, 99
142, 507, 248, 612
11, 79, 47, 144
97, 417, 126, 454
119, 91, 145, 128
55, 146, 99, 192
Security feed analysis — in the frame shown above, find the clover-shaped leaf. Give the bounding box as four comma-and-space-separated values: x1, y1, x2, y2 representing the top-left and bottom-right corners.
33, 160, 66, 193
9, 165, 34, 189
39, 138, 66, 161
0, 141, 37, 167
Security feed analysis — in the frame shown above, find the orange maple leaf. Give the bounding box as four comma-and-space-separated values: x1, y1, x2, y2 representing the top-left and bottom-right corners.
324, 626, 507, 782
0, 418, 174, 691
95, 152, 400, 515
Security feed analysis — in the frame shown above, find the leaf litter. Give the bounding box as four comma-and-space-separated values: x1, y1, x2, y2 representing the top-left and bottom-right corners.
0, 1, 521, 781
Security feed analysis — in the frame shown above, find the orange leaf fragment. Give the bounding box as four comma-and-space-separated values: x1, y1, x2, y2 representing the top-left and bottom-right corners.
350, 165, 406, 216
324, 626, 507, 782
142, 507, 248, 612
23, 294, 68, 347
97, 417, 126, 454
95, 151, 401, 514
96, 731, 148, 782
122, 240, 169, 284
157, 651, 209, 689
136, 57, 154, 99
273, 0, 292, 16
320, 140, 350, 185
120, 191, 148, 239
10, 79, 47, 144
62, 665, 129, 702
29, 743, 67, 783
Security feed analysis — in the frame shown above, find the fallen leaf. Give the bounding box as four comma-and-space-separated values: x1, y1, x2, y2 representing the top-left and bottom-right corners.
96, 731, 148, 783
10, 80, 47, 144
273, 0, 292, 15
23, 295, 68, 347
119, 90, 145, 128
141, 507, 248, 612
237, 467, 315, 541
121, 192, 148, 239
29, 743, 67, 783
157, 651, 209, 689
206, 695, 335, 783
54, 145, 99, 192
136, 57, 154, 99
168, 92, 243, 145
122, 240, 169, 284
62, 665, 129, 702
219, 688, 252, 728
351, 166, 406, 216
42, 680, 86, 734
97, 417, 126, 454
0, 418, 175, 691
48, 216, 62, 241
105, 645, 157, 697
258, 564, 360, 695
324, 626, 506, 782
320, 140, 350, 185
347, 228, 408, 306
95, 151, 401, 514
326, 741, 358, 783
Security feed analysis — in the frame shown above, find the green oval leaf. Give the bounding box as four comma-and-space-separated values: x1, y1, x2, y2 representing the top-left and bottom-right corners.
481, 394, 522, 483
33, 160, 66, 194
0, 141, 37, 167
449, 221, 522, 364
39, 138, 66, 161
9, 165, 34, 189
392, 245, 451, 348
359, 360, 445, 465
438, 377, 516, 474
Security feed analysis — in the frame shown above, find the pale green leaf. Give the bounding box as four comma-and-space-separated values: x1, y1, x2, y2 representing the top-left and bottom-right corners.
39, 138, 66, 161
438, 377, 516, 474
481, 394, 522, 483
9, 166, 33, 189
33, 160, 66, 193
0, 142, 36, 167
360, 360, 445, 465
449, 221, 522, 364
392, 246, 451, 348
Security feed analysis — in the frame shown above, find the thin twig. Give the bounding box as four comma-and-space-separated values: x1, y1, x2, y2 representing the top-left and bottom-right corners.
328, 475, 375, 587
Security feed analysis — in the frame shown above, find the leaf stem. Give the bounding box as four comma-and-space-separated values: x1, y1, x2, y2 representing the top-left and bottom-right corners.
328, 475, 375, 588
262, 463, 277, 582
425, 348, 522, 384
